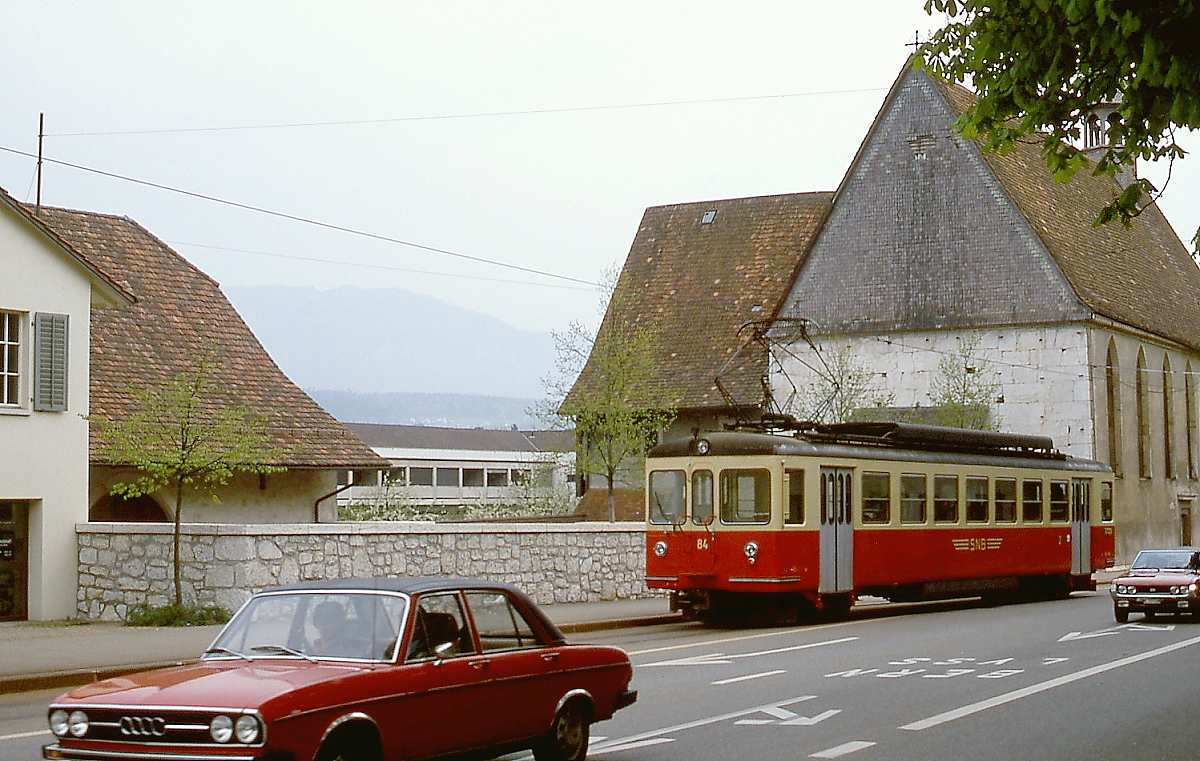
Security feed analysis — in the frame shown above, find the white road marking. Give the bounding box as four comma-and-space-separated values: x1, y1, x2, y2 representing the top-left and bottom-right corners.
588, 695, 820, 752
627, 619, 862, 657
712, 669, 788, 685
644, 636, 858, 667
1, 729, 50, 740
590, 737, 676, 754
811, 740, 877, 758
901, 634, 1200, 731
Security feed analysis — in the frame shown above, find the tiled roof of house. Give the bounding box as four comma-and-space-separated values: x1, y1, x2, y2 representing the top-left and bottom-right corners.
344, 422, 570, 453
568, 192, 833, 413
0, 187, 135, 307
28, 205, 387, 469
933, 78, 1200, 353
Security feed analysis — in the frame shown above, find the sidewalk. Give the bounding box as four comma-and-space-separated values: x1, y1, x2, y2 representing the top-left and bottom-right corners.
0, 597, 678, 695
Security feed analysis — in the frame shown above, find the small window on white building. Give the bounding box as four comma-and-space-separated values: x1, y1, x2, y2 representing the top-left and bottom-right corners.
410, 467, 434, 486
436, 468, 460, 487
487, 469, 509, 487
1, 311, 20, 407
462, 468, 484, 487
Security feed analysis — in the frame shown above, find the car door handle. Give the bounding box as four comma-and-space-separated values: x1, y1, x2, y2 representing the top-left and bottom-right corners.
541, 652, 560, 662
470, 659, 491, 670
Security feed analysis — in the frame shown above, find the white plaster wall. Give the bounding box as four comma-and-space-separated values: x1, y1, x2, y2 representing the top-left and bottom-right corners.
0, 208, 95, 619
775, 325, 1094, 456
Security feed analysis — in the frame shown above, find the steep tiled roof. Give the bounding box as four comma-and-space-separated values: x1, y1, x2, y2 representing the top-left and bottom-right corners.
569, 193, 833, 412
934, 77, 1200, 352
28, 206, 386, 469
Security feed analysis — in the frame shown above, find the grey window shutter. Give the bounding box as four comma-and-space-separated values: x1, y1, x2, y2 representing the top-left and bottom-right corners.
33, 312, 68, 412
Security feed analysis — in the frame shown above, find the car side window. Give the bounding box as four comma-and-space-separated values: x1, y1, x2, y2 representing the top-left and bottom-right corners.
407, 593, 476, 661
465, 591, 544, 652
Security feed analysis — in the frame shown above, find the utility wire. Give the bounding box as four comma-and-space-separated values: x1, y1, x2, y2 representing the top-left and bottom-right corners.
45, 88, 888, 137
0, 144, 600, 288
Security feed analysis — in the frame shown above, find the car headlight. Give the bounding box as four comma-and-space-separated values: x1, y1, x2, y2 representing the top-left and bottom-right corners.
234, 715, 261, 744
49, 710, 70, 737
68, 711, 89, 737
1174, 585, 1186, 595
210, 715, 234, 743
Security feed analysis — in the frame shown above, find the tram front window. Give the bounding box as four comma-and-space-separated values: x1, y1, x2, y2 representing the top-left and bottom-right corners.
692, 470, 714, 524
721, 469, 770, 524
649, 470, 686, 525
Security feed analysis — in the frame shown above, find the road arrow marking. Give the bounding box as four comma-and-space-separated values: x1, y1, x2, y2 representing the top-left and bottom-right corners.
1058, 622, 1176, 641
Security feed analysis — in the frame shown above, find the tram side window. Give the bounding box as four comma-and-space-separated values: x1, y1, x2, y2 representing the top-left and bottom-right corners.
1049, 481, 1070, 522
862, 472, 890, 524
1022, 480, 1043, 523
934, 475, 958, 523
900, 474, 927, 524
692, 470, 714, 525
995, 478, 1017, 523
1100, 481, 1114, 522
648, 470, 686, 525
720, 469, 771, 524
785, 469, 804, 525
966, 476, 989, 523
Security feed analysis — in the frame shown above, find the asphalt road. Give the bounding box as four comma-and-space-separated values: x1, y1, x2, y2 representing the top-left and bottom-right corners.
6, 591, 1199, 761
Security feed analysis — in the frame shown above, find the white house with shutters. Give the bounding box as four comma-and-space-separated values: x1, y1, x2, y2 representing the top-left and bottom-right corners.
0, 188, 133, 621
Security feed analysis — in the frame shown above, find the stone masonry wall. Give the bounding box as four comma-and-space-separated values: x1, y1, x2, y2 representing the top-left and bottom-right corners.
77, 522, 650, 621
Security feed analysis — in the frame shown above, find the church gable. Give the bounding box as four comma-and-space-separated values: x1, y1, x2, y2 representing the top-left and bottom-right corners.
778, 69, 1087, 335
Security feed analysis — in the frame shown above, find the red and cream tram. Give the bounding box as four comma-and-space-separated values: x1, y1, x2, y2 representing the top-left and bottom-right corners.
645, 422, 1116, 622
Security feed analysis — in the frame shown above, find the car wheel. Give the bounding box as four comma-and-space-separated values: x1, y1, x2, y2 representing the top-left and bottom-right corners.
1114, 606, 1128, 623
534, 701, 590, 761
315, 730, 381, 761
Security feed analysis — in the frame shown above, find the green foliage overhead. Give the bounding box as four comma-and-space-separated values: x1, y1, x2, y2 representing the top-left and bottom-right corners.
921, 0, 1200, 246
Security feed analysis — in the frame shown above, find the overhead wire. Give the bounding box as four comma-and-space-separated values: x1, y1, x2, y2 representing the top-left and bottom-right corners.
0, 144, 599, 289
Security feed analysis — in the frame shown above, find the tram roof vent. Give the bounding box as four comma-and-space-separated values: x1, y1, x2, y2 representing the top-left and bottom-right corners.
814, 422, 1057, 454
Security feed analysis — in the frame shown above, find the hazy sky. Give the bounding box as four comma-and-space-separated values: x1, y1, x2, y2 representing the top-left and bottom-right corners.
3, 1, 1198, 335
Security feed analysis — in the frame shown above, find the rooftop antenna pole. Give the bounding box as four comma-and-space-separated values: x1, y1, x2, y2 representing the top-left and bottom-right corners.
36, 113, 44, 213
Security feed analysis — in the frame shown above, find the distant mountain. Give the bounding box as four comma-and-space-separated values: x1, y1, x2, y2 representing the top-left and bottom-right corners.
224, 285, 555, 399
306, 389, 543, 429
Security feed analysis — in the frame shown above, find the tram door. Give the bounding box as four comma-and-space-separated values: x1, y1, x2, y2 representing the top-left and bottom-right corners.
1070, 479, 1092, 575
819, 468, 854, 594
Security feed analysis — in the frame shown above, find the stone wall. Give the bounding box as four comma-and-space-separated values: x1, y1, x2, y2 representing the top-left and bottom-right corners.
76, 522, 650, 621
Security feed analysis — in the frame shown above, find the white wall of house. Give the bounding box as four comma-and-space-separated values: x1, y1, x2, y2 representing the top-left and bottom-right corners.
89, 468, 344, 524
0, 208, 98, 620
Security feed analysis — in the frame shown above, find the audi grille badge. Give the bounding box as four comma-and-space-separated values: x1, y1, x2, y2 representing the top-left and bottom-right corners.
120, 716, 167, 737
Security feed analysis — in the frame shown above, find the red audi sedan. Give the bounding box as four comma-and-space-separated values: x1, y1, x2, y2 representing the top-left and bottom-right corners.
43, 577, 637, 761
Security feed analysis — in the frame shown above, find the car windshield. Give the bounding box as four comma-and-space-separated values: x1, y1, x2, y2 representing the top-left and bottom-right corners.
206, 591, 409, 662
1131, 550, 1198, 571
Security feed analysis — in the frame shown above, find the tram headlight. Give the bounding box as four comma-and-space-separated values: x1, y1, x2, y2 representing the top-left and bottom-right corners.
653, 540, 668, 558
744, 541, 759, 563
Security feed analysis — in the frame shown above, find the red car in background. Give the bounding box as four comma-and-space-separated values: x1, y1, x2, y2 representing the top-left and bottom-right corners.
43, 577, 637, 761
1110, 547, 1200, 622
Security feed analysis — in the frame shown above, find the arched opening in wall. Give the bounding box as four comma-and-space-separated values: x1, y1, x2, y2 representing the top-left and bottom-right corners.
89, 494, 169, 522
1137, 348, 1152, 479
1164, 355, 1175, 480
1188, 362, 1198, 480
1106, 340, 1122, 476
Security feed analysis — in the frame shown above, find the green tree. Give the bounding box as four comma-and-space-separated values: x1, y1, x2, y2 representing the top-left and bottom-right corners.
90, 348, 286, 608
920, 0, 1200, 246
540, 270, 676, 522
928, 334, 1001, 430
